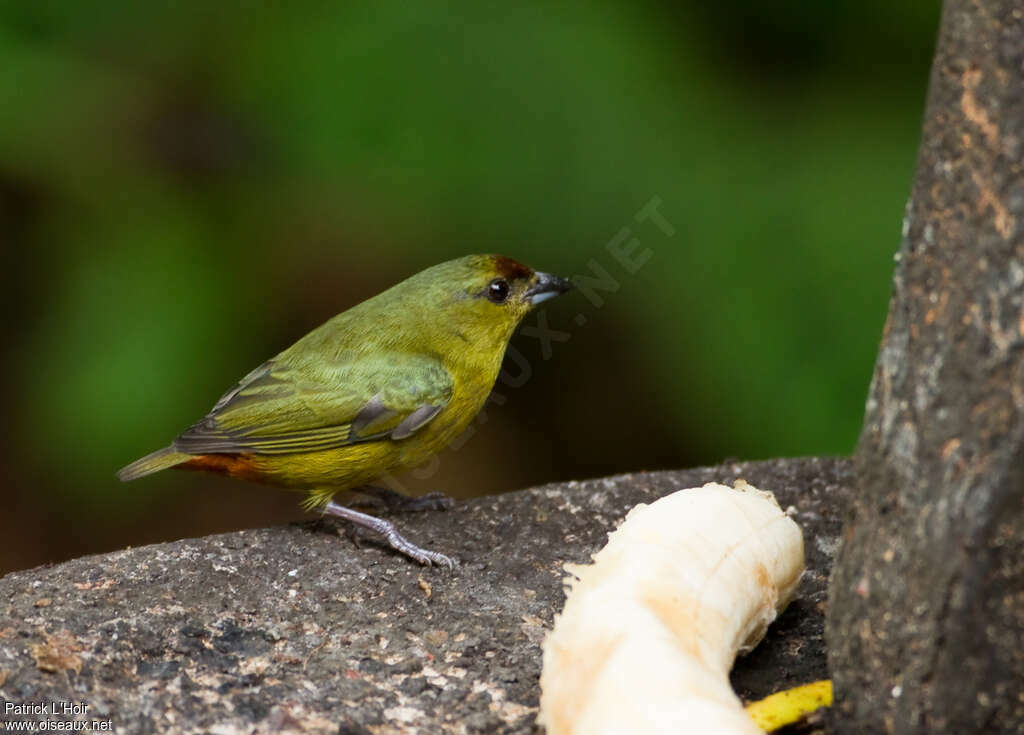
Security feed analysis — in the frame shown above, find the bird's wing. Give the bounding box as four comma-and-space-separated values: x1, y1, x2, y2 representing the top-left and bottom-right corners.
173, 353, 454, 455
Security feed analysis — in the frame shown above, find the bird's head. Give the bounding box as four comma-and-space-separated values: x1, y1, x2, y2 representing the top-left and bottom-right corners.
405, 254, 572, 351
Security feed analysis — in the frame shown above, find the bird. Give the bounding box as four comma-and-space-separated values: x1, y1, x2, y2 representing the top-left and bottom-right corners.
117, 254, 572, 567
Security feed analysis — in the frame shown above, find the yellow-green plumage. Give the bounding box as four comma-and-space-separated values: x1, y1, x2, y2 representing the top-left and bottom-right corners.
118, 255, 571, 564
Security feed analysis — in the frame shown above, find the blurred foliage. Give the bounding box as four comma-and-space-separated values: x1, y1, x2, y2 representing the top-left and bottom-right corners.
0, 0, 939, 572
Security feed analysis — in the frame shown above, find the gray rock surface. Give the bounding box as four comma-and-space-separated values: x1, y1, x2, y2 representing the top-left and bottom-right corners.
826, 0, 1024, 732
0, 458, 849, 734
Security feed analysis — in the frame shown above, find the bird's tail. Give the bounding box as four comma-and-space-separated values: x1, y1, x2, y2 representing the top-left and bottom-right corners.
117, 446, 193, 481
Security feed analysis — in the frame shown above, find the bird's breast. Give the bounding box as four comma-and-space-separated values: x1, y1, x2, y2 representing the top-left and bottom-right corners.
396, 371, 495, 464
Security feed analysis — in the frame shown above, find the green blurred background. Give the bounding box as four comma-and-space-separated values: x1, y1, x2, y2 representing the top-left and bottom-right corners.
0, 1, 939, 574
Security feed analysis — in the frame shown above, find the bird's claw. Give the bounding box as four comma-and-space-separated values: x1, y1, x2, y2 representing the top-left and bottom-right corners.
413, 548, 458, 569
382, 527, 457, 568
356, 486, 455, 512
410, 491, 456, 511
324, 500, 456, 568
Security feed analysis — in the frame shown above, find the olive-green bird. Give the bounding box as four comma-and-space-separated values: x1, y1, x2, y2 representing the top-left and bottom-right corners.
118, 255, 571, 567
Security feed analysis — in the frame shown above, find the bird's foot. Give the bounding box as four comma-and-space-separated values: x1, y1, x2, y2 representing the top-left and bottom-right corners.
355, 485, 455, 512
323, 501, 457, 568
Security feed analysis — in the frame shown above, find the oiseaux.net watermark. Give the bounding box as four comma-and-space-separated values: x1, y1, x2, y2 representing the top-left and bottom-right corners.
382, 194, 675, 491
2, 701, 112, 732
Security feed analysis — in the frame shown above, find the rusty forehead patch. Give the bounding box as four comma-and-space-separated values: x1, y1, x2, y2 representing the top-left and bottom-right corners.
491, 255, 534, 280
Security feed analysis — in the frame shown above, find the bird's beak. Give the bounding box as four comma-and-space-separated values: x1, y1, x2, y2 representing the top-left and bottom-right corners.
525, 272, 573, 305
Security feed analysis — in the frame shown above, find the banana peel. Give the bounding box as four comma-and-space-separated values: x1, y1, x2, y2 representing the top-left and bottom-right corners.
745, 679, 833, 731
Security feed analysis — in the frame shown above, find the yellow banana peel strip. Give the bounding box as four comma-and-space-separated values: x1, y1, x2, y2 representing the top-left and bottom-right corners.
745, 679, 833, 732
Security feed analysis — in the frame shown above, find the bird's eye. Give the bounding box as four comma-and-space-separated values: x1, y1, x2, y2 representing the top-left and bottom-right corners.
487, 278, 510, 304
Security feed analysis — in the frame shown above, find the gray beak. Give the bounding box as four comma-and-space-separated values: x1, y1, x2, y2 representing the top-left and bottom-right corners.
525, 271, 572, 305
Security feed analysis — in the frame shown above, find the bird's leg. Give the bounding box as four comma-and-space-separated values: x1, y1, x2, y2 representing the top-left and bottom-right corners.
322, 501, 456, 568
354, 485, 455, 512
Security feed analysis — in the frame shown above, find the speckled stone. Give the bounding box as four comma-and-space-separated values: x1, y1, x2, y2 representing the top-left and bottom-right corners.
0, 458, 849, 734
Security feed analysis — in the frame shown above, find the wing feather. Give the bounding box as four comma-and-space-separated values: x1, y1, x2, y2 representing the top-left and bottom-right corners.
174, 354, 453, 455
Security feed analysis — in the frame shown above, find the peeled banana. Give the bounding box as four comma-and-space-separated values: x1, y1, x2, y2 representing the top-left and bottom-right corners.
539, 481, 805, 735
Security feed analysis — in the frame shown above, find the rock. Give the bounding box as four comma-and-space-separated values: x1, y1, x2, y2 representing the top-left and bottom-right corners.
826, 0, 1024, 732
0, 458, 849, 734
